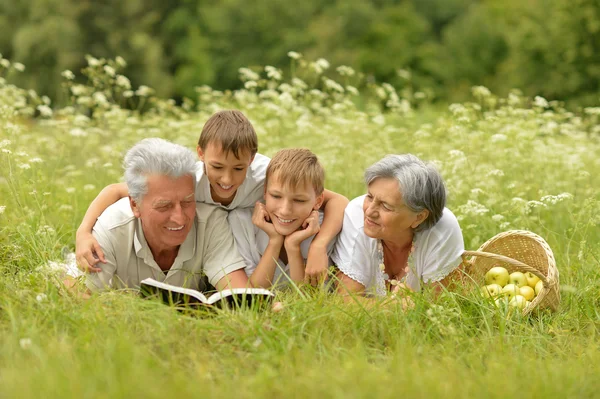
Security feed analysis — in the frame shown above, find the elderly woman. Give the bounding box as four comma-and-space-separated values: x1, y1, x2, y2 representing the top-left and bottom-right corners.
332, 154, 464, 297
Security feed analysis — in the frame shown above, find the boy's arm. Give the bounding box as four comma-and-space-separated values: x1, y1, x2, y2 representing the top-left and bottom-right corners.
75, 182, 128, 272
306, 189, 348, 285
248, 238, 284, 288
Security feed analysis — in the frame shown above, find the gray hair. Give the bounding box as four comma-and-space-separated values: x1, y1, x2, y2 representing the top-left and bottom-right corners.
364, 154, 446, 232
123, 138, 197, 202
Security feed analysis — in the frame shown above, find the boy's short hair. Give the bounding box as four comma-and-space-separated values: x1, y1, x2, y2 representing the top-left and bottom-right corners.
198, 110, 258, 158
266, 149, 324, 195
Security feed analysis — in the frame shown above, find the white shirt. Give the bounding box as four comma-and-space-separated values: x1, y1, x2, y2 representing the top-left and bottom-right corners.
87, 198, 246, 292
332, 195, 464, 296
195, 153, 270, 210
228, 208, 334, 289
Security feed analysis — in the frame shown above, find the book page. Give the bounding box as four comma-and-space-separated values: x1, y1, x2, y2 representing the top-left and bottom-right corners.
206, 288, 274, 305
140, 278, 209, 303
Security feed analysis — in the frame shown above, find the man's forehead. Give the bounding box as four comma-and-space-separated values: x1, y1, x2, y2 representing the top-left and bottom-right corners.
152, 192, 195, 204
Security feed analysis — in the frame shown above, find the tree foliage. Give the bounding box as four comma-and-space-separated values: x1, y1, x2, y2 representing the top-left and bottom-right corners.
0, 0, 598, 106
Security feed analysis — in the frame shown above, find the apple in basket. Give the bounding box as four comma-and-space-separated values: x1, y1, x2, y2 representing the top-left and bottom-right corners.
535, 280, 544, 295
509, 295, 528, 311
519, 285, 535, 301
508, 272, 528, 288
481, 284, 503, 298
485, 266, 510, 287
525, 272, 541, 288
501, 284, 520, 299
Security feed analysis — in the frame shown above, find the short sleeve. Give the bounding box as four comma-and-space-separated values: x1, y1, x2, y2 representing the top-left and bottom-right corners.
86, 221, 118, 292
233, 153, 269, 209
331, 198, 376, 290
202, 208, 247, 286
417, 208, 465, 284
227, 208, 261, 275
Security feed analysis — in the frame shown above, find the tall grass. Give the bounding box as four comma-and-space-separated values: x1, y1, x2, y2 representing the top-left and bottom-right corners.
1, 54, 599, 398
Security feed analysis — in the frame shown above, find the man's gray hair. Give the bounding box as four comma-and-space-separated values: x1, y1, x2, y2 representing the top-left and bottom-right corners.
123, 138, 197, 202
364, 154, 446, 232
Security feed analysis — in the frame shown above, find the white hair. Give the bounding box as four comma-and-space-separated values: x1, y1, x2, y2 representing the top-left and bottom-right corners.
364, 154, 446, 232
123, 138, 197, 202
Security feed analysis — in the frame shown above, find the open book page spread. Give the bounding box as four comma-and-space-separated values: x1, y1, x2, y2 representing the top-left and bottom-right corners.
140, 278, 274, 308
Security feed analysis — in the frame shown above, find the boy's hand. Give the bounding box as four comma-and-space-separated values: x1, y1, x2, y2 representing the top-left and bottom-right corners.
252, 202, 283, 243
75, 232, 105, 273
284, 211, 320, 250
305, 243, 328, 286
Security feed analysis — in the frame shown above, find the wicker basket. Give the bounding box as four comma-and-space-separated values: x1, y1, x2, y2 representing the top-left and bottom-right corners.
462, 230, 560, 315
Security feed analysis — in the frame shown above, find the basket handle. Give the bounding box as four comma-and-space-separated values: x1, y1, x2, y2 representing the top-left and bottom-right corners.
462, 250, 550, 286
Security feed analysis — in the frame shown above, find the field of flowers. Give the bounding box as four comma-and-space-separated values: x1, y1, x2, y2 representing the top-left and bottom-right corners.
1, 53, 600, 398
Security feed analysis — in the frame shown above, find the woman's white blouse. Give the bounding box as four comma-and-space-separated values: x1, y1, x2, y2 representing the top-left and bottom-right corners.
331, 195, 464, 296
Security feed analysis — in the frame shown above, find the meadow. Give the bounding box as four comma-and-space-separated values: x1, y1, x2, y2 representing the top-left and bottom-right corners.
1, 54, 600, 398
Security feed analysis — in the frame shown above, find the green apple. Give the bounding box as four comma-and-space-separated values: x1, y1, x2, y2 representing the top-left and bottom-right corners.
494, 297, 509, 309
508, 272, 528, 288
481, 284, 503, 298
485, 266, 510, 287
501, 284, 520, 299
509, 295, 527, 311
535, 280, 544, 295
525, 272, 541, 288
520, 285, 535, 301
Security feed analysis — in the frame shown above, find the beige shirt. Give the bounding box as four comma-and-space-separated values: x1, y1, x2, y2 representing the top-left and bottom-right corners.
86, 198, 246, 292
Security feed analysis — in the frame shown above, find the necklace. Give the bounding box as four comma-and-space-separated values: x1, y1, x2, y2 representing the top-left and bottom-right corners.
378, 239, 414, 286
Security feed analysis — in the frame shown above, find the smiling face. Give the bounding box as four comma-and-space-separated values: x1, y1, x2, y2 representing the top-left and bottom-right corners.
130, 174, 196, 254
197, 142, 254, 205
264, 174, 324, 236
362, 177, 429, 243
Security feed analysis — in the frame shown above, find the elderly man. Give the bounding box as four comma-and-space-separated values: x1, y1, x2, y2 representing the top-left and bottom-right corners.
84, 138, 248, 293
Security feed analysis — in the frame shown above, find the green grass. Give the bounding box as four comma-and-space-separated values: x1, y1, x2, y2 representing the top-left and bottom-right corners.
1, 56, 600, 398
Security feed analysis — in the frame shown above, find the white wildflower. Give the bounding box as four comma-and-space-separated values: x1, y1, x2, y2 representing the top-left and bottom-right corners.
135, 85, 153, 97
116, 75, 131, 89
0, 205, 5, 214
492, 214, 505, 222
37, 105, 53, 118
83, 184, 96, 191
69, 128, 88, 137
457, 200, 490, 216
533, 96, 549, 108
472, 86, 491, 98
2, 149, 12, 154
0, 59, 10, 68
65, 187, 76, 193
93, 92, 108, 106
397, 69, 411, 80
346, 85, 359, 96
19, 338, 32, 350
18, 163, 31, 170
499, 222, 511, 229
36, 293, 47, 302
115, 56, 127, 67
490, 134, 507, 143
287, 51, 302, 60
59, 204, 73, 211
244, 80, 257, 90
103, 65, 115, 76
123, 90, 134, 98
0, 139, 11, 148
265, 66, 282, 81
239, 67, 260, 81
323, 78, 344, 93
13, 62, 25, 72
315, 58, 330, 70
71, 85, 87, 96
62, 70, 75, 80
336, 65, 355, 76
372, 115, 385, 125
86, 55, 101, 67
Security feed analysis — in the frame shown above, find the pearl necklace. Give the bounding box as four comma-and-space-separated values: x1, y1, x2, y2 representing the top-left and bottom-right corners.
378, 239, 414, 287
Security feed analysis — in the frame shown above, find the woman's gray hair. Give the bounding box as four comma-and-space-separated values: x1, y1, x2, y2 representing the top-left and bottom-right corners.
364, 154, 446, 232
123, 138, 197, 203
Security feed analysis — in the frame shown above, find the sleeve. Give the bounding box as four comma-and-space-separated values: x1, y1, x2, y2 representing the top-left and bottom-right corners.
202, 208, 248, 286
86, 222, 118, 292
331, 205, 374, 289
419, 209, 465, 284
227, 209, 260, 275
235, 154, 268, 209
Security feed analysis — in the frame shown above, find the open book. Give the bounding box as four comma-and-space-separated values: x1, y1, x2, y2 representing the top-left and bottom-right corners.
140, 278, 274, 309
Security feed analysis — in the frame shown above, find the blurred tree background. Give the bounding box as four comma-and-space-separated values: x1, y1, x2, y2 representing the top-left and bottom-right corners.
1, 0, 598, 106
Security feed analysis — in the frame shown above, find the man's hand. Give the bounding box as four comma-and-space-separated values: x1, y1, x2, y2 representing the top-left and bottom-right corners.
252, 202, 283, 243
75, 232, 105, 273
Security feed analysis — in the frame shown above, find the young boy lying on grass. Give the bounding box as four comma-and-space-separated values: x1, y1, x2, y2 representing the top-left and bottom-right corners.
75, 110, 348, 285
228, 148, 335, 289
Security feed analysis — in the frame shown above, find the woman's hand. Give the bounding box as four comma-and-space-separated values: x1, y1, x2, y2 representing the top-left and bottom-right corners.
252, 202, 283, 243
